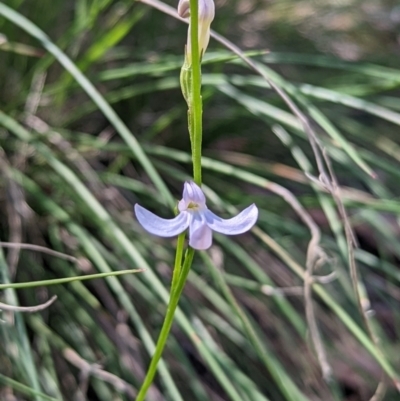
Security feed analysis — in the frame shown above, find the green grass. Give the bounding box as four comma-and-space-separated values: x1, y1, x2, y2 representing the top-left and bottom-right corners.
1, 0, 400, 400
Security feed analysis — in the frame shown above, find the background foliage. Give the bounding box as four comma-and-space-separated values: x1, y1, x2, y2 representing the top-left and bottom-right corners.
1, 0, 400, 400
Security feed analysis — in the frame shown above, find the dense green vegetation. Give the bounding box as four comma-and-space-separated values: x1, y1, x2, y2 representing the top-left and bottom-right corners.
1, 1, 400, 400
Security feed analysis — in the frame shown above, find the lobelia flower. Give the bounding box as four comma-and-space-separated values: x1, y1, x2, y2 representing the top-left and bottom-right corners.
177, 0, 215, 61
134, 181, 258, 250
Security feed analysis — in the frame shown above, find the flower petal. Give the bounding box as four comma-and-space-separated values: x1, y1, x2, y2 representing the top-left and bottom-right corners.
205, 204, 258, 235
134, 204, 190, 237
189, 212, 213, 250
179, 181, 207, 212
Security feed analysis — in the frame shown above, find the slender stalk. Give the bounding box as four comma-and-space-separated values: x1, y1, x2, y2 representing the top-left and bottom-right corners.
0, 374, 57, 401
0, 269, 143, 290
189, 0, 203, 185
171, 233, 186, 294
135, 248, 195, 401
136, 2, 203, 398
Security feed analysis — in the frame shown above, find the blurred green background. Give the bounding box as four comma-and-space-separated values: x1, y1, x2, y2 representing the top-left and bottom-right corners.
1, 0, 400, 400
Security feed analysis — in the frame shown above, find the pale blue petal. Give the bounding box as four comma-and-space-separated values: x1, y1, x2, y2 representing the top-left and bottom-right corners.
134, 204, 190, 237
204, 204, 258, 235
189, 212, 213, 250
182, 181, 206, 205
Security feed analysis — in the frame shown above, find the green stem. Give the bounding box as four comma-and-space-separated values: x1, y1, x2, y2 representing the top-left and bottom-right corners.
136, 2, 203, 398
135, 248, 195, 401
189, 0, 203, 185
0, 374, 57, 401
171, 232, 186, 295
0, 269, 142, 290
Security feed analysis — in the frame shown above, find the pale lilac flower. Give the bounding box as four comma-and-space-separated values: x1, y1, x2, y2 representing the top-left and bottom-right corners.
134, 181, 258, 250
177, 0, 215, 60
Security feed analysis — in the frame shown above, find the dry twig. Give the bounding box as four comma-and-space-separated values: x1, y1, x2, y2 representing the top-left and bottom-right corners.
0, 295, 57, 313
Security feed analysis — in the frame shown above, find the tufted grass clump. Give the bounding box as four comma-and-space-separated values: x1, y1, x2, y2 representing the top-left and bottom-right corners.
0, 1, 400, 400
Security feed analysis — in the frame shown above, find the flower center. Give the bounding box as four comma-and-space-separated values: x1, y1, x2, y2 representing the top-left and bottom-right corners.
187, 201, 200, 211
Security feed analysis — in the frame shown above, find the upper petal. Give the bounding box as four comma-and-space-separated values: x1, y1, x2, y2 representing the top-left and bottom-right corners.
189, 212, 213, 250
204, 204, 258, 235
180, 181, 206, 210
134, 204, 190, 237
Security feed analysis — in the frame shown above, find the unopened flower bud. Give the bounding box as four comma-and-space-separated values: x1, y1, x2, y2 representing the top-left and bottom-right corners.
178, 0, 215, 61
177, 0, 190, 18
